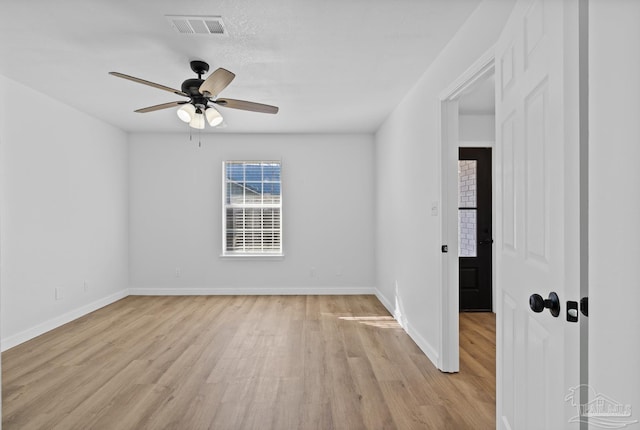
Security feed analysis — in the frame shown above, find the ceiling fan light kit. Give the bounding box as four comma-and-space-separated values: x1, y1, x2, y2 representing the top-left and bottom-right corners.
189, 109, 206, 129
205, 107, 223, 127
110, 60, 278, 130
177, 103, 196, 122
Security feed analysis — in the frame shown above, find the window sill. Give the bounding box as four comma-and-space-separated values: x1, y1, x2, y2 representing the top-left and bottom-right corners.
219, 253, 285, 261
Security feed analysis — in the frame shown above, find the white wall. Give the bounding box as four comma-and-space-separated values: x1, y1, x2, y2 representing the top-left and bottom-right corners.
373, 0, 514, 363
0, 75, 129, 349
459, 114, 495, 143
589, 0, 640, 417
128, 133, 375, 293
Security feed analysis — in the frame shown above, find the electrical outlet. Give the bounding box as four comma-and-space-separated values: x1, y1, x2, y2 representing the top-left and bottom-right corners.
55, 287, 63, 300
175, 268, 181, 278
310, 267, 317, 278
83, 280, 89, 293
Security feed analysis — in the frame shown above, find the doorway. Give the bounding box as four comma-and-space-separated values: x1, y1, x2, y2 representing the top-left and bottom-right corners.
438, 50, 495, 372
458, 148, 492, 311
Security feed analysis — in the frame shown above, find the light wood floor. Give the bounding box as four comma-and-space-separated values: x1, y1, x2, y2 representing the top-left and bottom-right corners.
2, 296, 495, 429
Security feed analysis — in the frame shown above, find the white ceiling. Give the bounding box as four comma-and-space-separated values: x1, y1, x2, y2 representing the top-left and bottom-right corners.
0, 0, 483, 134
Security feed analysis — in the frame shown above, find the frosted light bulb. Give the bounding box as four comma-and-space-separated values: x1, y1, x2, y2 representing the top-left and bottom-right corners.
205, 107, 223, 127
177, 104, 196, 123
189, 112, 205, 129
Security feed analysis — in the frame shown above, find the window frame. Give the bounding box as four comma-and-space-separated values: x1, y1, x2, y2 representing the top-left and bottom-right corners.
221, 160, 283, 258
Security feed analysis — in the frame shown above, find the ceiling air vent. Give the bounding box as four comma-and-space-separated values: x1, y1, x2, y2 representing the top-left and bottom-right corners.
165, 15, 227, 36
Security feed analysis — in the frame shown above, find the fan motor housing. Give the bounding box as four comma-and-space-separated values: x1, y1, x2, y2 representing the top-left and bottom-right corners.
181, 78, 205, 97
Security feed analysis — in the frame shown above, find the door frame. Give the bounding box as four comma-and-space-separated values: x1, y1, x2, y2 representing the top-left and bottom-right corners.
438, 48, 495, 372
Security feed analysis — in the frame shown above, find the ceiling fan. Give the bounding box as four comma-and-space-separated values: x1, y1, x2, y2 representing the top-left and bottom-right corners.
109, 60, 279, 129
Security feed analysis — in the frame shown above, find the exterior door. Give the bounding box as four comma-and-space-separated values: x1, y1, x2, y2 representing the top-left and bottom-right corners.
459, 148, 492, 311
495, 0, 582, 428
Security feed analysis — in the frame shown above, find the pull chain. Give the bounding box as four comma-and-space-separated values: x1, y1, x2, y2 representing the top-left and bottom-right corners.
187, 126, 202, 148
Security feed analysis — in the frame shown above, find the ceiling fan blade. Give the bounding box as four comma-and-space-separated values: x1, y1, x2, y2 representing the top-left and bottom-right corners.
199, 68, 235, 98
135, 101, 188, 113
110, 72, 188, 97
214, 98, 279, 114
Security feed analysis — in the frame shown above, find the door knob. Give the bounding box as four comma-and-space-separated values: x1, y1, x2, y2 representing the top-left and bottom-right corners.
529, 292, 561, 317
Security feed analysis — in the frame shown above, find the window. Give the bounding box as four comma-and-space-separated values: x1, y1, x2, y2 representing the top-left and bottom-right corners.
223, 161, 282, 256
458, 159, 477, 257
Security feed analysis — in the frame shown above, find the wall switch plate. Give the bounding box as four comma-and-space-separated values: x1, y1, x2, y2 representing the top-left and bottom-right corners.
55, 287, 63, 300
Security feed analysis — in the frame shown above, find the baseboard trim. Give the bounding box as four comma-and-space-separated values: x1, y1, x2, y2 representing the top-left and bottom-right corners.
1, 289, 129, 352
129, 286, 376, 296
374, 288, 440, 366
374, 288, 395, 314
404, 319, 440, 366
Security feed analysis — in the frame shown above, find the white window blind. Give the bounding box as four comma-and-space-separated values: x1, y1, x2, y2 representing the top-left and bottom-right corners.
223, 161, 282, 256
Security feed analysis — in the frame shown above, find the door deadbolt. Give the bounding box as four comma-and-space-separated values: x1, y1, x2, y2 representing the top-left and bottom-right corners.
529, 292, 561, 317
580, 297, 588, 317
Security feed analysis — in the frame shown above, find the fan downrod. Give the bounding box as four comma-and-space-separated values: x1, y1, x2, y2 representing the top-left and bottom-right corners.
190, 60, 210, 79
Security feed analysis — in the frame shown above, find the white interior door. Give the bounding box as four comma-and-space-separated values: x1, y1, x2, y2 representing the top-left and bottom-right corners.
495, 0, 583, 428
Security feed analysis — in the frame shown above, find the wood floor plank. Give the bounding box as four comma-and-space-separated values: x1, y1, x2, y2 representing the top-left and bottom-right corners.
347, 356, 397, 430
172, 383, 226, 430
2, 296, 496, 429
